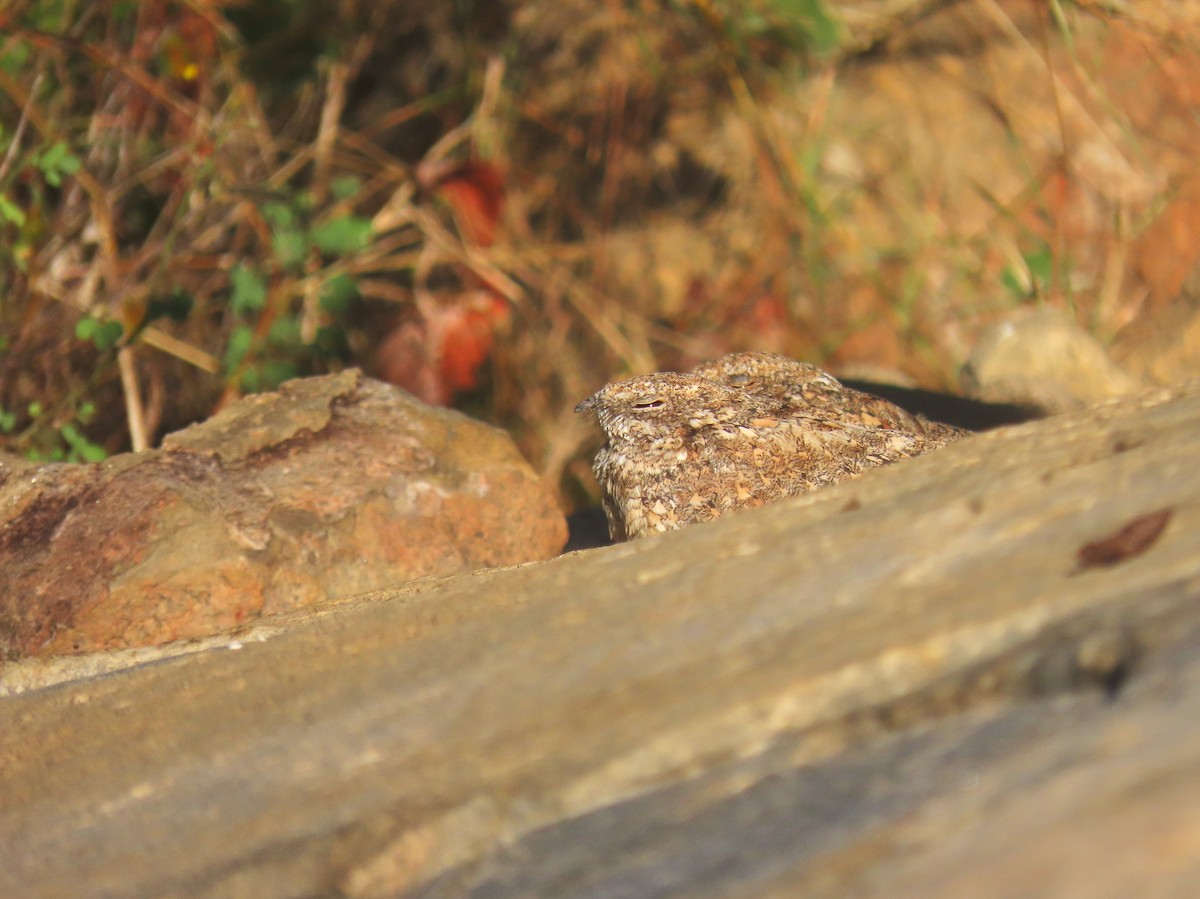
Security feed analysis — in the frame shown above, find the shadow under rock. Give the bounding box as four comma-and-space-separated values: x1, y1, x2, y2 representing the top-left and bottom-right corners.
840, 380, 1038, 432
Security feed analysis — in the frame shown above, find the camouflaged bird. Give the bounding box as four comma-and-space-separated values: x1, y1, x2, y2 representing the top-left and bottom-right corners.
691, 352, 965, 447
575, 359, 965, 541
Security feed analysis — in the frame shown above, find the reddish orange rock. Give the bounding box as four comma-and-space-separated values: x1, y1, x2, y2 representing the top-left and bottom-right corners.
0, 370, 566, 658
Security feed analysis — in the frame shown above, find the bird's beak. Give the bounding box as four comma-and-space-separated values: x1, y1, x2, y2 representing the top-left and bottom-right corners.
574, 396, 596, 414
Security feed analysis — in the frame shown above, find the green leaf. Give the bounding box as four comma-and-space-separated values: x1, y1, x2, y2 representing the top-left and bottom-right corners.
74, 316, 122, 348
35, 141, 82, 188
261, 201, 296, 229
112, 2, 138, 24
311, 215, 372, 256
268, 315, 301, 347
26, 1, 69, 31
252, 359, 298, 391
271, 228, 307, 269
331, 175, 361, 200
0, 408, 15, 433
224, 324, 254, 371
0, 193, 26, 227
60, 423, 107, 462
1000, 267, 1026, 297
97, 320, 124, 348
781, 0, 840, 53
78, 401, 96, 423
319, 274, 358, 314
230, 264, 267, 314
263, 202, 309, 268
27, 401, 42, 417
1024, 244, 1054, 285
0, 39, 31, 75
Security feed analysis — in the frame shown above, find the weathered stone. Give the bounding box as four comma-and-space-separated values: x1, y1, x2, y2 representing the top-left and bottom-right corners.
0, 370, 566, 658
961, 308, 1139, 412
1, 381, 1199, 898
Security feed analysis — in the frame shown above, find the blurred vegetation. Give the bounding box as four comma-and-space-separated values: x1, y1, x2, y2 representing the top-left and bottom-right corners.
0, 0, 1194, 504
0, 0, 493, 462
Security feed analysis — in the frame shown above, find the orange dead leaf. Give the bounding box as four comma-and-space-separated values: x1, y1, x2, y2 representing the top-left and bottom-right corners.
374, 292, 511, 405
419, 160, 506, 247
437, 292, 511, 393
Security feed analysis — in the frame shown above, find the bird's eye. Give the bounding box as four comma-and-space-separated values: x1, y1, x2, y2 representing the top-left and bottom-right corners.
727, 374, 751, 388
633, 398, 665, 410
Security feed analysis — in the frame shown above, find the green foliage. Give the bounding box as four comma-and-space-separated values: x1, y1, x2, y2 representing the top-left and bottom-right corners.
264, 201, 307, 269
224, 324, 255, 372
311, 215, 373, 256
688, 0, 841, 65
1001, 240, 1057, 299
0, 0, 425, 469
240, 359, 298, 393
17, 0, 72, 31
1024, 243, 1056, 286
268, 315, 302, 347
230, 264, 268, 314
0, 36, 31, 74
734, 0, 839, 56
59, 422, 107, 462
220, 198, 374, 394
320, 274, 358, 314
32, 141, 82, 187
0, 194, 25, 227
75, 316, 125, 350
13, 398, 109, 463
0, 129, 86, 280
260, 197, 374, 268
213, 195, 374, 394
330, 175, 361, 200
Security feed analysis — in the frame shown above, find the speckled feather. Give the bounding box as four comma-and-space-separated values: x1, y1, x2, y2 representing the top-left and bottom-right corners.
576, 359, 964, 541
691, 352, 965, 445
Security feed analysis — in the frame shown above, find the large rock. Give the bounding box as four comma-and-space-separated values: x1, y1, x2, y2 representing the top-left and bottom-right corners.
0, 370, 566, 658
2, 380, 1199, 897
961, 308, 1138, 412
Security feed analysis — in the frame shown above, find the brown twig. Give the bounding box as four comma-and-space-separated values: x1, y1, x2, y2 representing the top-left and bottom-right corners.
117, 346, 148, 452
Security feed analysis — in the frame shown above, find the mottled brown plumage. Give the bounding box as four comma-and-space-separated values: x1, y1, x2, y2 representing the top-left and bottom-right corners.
691, 352, 965, 445
576, 357, 965, 541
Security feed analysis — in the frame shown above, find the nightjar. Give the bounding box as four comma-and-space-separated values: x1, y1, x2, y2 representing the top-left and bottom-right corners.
691, 352, 965, 447
576, 359, 964, 541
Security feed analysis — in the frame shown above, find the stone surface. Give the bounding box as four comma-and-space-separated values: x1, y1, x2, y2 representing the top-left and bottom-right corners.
961, 308, 1139, 412
0, 370, 566, 658
2, 381, 1199, 896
